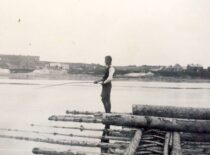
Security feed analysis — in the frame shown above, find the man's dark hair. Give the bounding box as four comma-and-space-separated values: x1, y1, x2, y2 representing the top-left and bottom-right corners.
105, 55, 112, 63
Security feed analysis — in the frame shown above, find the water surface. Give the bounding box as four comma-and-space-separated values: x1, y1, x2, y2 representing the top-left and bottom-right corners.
0, 79, 209, 154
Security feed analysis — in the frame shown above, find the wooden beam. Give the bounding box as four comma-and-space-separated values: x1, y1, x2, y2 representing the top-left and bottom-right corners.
132, 104, 210, 120
66, 110, 103, 115
32, 147, 87, 155
32, 147, 117, 155
31, 124, 136, 134
0, 127, 131, 142
0, 134, 128, 149
49, 115, 102, 123
123, 129, 142, 155
102, 113, 210, 133
66, 110, 130, 117
171, 132, 182, 155
163, 132, 170, 155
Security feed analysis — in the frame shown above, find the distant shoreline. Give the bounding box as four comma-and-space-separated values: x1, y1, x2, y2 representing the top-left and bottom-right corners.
0, 73, 210, 83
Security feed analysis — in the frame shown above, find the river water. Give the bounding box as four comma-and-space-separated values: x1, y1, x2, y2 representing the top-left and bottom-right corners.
0, 79, 209, 154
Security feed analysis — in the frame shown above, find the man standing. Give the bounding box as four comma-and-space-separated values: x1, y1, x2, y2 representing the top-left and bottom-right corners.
94, 56, 115, 113
94, 55, 115, 153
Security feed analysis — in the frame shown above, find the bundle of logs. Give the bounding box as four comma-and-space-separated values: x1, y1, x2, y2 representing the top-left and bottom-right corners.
0, 104, 210, 155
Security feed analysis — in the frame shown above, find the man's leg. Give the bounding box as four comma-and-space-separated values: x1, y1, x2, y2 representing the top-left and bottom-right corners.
101, 97, 109, 113
101, 98, 110, 153
106, 95, 111, 113
101, 86, 112, 153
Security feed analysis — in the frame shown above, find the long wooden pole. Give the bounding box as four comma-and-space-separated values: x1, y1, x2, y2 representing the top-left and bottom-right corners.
31, 124, 136, 134
102, 113, 210, 133
132, 104, 210, 120
0, 128, 131, 141
0, 134, 128, 149
32, 147, 118, 155
171, 132, 182, 155
32, 147, 87, 155
66, 110, 104, 116
123, 129, 142, 155
49, 115, 102, 123
66, 110, 130, 117
163, 132, 170, 155
31, 124, 134, 138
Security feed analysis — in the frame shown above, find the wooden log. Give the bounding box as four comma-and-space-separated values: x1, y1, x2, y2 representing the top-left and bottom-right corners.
66, 110, 103, 115
169, 132, 173, 150
123, 129, 142, 155
181, 132, 210, 142
32, 147, 117, 155
0, 127, 131, 142
132, 104, 210, 120
102, 113, 210, 133
0, 134, 128, 149
66, 110, 130, 117
163, 132, 170, 155
171, 132, 182, 155
32, 147, 87, 155
31, 123, 103, 132
49, 115, 102, 123
31, 124, 136, 134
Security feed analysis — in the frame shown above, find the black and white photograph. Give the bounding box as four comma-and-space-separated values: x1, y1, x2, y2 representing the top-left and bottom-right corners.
0, 0, 210, 154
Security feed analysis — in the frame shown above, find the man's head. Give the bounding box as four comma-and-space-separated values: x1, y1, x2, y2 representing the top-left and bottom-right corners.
105, 56, 112, 66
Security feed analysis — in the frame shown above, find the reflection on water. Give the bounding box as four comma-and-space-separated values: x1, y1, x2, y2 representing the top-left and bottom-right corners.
0, 79, 210, 154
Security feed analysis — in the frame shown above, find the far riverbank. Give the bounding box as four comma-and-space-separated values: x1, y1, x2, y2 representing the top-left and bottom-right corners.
0, 73, 210, 83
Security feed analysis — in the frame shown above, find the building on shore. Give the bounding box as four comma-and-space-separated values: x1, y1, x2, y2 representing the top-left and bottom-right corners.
47, 62, 70, 70
0, 54, 40, 73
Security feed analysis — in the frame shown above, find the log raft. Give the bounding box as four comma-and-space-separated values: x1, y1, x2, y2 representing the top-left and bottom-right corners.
0, 105, 209, 155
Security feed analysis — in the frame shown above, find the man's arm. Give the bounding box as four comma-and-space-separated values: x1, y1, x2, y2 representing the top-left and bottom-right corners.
94, 78, 103, 84
103, 67, 115, 84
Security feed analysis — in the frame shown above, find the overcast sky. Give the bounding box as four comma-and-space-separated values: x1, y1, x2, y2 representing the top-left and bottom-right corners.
0, 0, 210, 66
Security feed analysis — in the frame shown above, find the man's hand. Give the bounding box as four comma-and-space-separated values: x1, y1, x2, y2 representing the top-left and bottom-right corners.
93, 80, 98, 84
